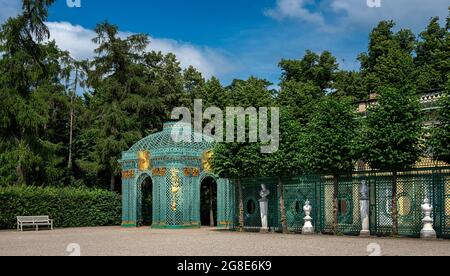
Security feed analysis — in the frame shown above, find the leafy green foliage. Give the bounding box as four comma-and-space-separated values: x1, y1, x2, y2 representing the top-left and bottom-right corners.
0, 186, 121, 229
0, 1, 449, 194
262, 108, 303, 177
0, 1, 69, 186
280, 50, 338, 91
358, 86, 424, 171
331, 71, 366, 100
358, 21, 416, 94
429, 81, 450, 163
212, 77, 275, 179
278, 80, 322, 126
300, 97, 358, 175
76, 22, 205, 189
415, 17, 450, 91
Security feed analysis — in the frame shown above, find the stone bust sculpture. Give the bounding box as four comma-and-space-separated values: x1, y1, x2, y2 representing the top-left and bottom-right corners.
260, 184, 270, 201
303, 200, 312, 216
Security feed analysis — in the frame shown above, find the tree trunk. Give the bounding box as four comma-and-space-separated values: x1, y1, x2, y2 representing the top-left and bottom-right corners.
16, 164, 24, 185
391, 171, 398, 236
333, 174, 339, 235
68, 67, 78, 171
278, 177, 288, 234
209, 181, 215, 227
16, 138, 25, 185
110, 175, 116, 192
238, 178, 244, 232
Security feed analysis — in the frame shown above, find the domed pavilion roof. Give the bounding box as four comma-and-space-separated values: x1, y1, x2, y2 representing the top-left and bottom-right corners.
126, 122, 214, 157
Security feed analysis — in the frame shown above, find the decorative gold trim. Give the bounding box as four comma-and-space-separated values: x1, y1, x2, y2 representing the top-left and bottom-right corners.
183, 168, 192, 177
138, 151, 151, 171
192, 168, 200, 177
122, 170, 135, 179
202, 150, 214, 173
152, 167, 167, 177
170, 168, 181, 211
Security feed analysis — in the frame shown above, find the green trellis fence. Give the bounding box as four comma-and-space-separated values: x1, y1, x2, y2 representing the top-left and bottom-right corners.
229, 167, 450, 239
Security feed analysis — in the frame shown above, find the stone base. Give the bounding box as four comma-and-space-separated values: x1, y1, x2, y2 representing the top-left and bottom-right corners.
360, 230, 371, 238
260, 227, 270, 234
420, 230, 437, 240
302, 227, 315, 235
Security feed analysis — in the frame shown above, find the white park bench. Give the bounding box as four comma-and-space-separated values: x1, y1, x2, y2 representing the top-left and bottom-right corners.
17, 216, 54, 232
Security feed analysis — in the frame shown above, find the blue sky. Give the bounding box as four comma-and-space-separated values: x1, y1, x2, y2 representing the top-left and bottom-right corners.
1, 0, 449, 86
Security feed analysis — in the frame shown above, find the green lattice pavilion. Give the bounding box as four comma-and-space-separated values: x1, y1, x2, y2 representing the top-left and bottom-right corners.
119, 122, 235, 228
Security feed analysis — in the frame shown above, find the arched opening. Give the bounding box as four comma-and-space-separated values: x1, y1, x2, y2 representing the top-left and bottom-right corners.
139, 176, 153, 226
200, 177, 217, 227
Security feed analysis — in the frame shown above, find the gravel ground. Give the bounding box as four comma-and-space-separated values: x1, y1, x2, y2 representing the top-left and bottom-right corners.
0, 227, 449, 256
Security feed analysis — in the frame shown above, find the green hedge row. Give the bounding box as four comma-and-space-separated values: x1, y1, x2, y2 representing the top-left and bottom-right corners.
0, 186, 122, 229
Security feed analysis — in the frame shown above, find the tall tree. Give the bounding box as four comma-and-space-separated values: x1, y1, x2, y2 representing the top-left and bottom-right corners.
358, 86, 423, 236
81, 22, 148, 190
415, 15, 450, 91
331, 71, 366, 101
359, 21, 415, 94
0, 0, 70, 186
279, 50, 338, 92
59, 56, 88, 172
199, 77, 230, 109
299, 97, 358, 233
278, 80, 323, 126
212, 77, 275, 231
262, 108, 303, 234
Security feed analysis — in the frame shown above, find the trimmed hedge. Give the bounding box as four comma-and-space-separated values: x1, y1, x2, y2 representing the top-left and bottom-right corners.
0, 186, 121, 229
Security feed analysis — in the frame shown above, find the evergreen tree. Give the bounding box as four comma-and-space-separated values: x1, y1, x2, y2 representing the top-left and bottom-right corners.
0, 0, 70, 186
80, 22, 149, 190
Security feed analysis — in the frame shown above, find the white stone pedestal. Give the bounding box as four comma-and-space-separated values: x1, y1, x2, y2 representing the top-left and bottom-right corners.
360, 200, 370, 237
359, 181, 371, 238
259, 198, 269, 233
420, 198, 437, 240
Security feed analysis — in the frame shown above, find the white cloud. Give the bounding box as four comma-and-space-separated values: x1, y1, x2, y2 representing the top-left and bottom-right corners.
145, 37, 233, 79
266, 0, 449, 32
45, 21, 233, 79
0, 0, 21, 23
46, 22, 97, 60
265, 0, 326, 26
331, 0, 449, 30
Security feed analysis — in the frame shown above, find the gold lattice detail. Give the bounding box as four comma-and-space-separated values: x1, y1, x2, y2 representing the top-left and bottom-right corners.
202, 150, 214, 173
170, 168, 180, 211
152, 167, 166, 176
122, 170, 135, 179
138, 151, 151, 171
